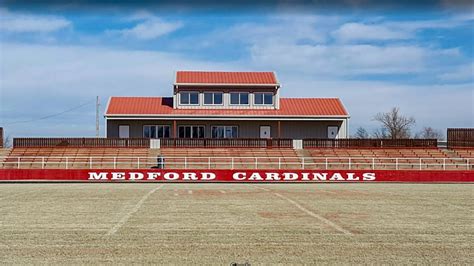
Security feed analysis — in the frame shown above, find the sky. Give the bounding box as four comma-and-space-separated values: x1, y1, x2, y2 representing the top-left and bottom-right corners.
0, 1, 473, 138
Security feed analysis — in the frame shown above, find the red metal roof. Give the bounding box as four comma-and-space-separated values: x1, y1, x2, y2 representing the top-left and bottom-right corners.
175, 71, 278, 85
106, 97, 348, 117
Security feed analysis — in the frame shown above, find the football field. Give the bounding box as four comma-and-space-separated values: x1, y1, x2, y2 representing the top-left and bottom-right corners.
0, 183, 472, 264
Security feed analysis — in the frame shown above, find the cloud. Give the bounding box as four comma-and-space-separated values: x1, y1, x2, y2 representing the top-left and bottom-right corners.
332, 23, 410, 42
0, 8, 71, 33
249, 43, 457, 75
331, 19, 468, 42
222, 14, 340, 45
438, 63, 474, 82
106, 14, 182, 40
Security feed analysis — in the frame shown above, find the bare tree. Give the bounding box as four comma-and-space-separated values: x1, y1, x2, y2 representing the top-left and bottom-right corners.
415, 127, 444, 140
353, 127, 370, 139
3, 135, 11, 148
372, 128, 389, 139
373, 107, 415, 139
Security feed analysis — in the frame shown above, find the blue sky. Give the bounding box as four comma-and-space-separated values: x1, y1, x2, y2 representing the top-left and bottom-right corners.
0, 3, 473, 138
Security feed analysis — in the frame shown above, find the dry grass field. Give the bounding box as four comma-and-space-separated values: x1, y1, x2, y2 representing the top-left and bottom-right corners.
0, 183, 472, 264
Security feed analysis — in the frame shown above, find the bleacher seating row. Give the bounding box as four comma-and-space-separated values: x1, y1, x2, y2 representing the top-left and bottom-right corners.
0, 147, 472, 170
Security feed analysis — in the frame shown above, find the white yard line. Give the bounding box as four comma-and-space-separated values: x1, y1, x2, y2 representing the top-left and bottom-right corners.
249, 185, 353, 235
106, 184, 164, 236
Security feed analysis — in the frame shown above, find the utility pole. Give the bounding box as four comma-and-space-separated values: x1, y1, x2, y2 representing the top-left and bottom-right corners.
96, 96, 100, 137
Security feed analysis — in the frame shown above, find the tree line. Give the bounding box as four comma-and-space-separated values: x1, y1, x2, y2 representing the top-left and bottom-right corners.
353, 107, 444, 140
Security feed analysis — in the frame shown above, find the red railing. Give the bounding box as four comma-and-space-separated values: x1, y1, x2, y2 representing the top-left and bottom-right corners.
13, 138, 150, 148
303, 139, 438, 148
160, 138, 293, 148
447, 128, 474, 148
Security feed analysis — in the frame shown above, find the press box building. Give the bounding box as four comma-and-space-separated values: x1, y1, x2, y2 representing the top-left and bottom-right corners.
105, 71, 349, 140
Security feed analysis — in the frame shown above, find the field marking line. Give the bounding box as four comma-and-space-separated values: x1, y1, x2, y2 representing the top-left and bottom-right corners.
248, 185, 353, 235
219, 190, 226, 194
106, 184, 164, 236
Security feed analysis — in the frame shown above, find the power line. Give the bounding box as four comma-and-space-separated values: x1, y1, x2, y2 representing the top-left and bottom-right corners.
5, 100, 95, 126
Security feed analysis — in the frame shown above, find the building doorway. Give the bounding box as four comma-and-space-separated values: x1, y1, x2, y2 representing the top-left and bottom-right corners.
327, 126, 339, 139
119, 125, 130, 138
260, 126, 271, 139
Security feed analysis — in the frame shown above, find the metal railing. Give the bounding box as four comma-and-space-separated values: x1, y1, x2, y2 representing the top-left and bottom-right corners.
0, 156, 472, 171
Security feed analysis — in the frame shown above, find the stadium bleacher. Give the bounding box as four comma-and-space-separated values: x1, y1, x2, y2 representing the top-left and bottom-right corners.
3, 148, 149, 169
1, 146, 472, 170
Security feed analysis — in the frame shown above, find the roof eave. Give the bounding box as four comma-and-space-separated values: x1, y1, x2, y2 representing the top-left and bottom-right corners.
104, 114, 350, 119
174, 82, 280, 87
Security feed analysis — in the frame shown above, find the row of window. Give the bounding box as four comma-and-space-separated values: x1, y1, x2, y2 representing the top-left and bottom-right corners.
179, 92, 273, 105
143, 125, 239, 139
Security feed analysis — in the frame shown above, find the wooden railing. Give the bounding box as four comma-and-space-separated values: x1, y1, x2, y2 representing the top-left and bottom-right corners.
13, 138, 150, 148
160, 138, 293, 148
303, 139, 438, 148
447, 128, 474, 148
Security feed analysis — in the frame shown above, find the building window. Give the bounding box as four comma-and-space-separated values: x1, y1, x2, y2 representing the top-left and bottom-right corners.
180, 92, 199, 105
143, 125, 170, 138
230, 92, 249, 105
178, 125, 205, 138
254, 93, 273, 105
211, 126, 238, 138
204, 92, 223, 105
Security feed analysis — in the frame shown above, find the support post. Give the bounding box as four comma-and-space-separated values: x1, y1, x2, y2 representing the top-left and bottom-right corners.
173, 120, 177, 139
278, 121, 281, 139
